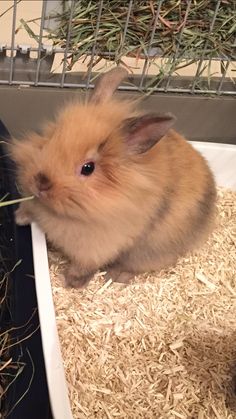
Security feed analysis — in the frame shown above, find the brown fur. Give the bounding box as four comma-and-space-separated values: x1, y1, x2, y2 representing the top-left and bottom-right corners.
10, 70, 216, 288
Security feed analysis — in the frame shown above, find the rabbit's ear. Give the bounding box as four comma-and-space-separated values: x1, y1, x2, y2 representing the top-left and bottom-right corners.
122, 113, 176, 154
89, 67, 128, 105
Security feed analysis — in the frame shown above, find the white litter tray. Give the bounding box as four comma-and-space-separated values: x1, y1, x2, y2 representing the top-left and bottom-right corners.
31, 142, 236, 419
190, 142, 236, 191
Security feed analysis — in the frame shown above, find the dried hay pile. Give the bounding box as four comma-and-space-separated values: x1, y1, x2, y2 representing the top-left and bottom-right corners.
20, 1, 236, 92
26, 1, 235, 67
50, 187, 236, 419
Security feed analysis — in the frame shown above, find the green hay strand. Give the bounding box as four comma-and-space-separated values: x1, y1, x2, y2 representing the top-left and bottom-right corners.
0, 195, 34, 208
18, 0, 235, 92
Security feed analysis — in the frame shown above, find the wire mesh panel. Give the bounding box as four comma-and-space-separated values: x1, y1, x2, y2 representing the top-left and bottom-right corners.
0, 0, 235, 95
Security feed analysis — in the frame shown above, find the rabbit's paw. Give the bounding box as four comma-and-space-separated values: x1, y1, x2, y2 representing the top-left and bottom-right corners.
64, 265, 93, 289
104, 268, 134, 284
15, 205, 32, 226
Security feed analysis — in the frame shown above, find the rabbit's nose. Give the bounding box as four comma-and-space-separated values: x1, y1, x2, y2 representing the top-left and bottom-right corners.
34, 172, 52, 192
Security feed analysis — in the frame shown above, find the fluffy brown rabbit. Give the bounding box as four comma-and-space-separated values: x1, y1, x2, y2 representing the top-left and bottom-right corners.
10, 67, 216, 287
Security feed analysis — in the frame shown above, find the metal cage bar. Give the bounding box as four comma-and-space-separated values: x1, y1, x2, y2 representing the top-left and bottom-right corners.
86, 0, 104, 89
9, 0, 18, 84
117, 0, 133, 60
217, 35, 236, 94
164, 0, 192, 92
35, 1, 47, 85
0, 78, 235, 96
191, 0, 221, 93
1, 46, 233, 61
217, 61, 230, 94
139, 0, 164, 89
60, 0, 75, 88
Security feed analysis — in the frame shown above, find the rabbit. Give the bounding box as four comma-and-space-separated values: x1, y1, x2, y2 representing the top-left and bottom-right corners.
9, 67, 216, 288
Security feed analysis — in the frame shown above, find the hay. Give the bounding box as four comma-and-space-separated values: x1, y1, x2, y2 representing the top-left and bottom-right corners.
50, 187, 236, 419
0, 195, 34, 208
43, 1, 235, 64
0, 258, 23, 416
19, 1, 236, 90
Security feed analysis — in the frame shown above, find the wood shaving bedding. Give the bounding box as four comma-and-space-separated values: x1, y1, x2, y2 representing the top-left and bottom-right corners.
49, 187, 236, 419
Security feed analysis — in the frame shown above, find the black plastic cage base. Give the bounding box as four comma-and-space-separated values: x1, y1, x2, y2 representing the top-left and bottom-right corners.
0, 120, 52, 419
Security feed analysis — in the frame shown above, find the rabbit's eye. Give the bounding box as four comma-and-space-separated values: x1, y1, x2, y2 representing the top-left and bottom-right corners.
81, 161, 95, 176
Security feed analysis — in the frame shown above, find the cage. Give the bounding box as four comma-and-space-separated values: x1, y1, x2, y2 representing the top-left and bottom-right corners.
0, 1, 235, 419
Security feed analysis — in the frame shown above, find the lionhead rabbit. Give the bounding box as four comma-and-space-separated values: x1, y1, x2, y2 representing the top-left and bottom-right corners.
10, 67, 216, 287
